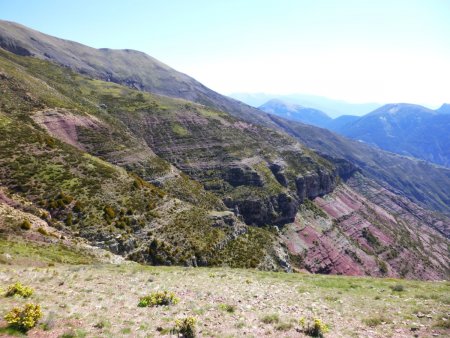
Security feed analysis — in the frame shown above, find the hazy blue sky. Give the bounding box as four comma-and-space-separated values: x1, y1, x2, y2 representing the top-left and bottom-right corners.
1, 0, 450, 106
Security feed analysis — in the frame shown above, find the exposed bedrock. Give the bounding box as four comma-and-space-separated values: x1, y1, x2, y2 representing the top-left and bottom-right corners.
222, 165, 264, 187
295, 168, 338, 202
224, 192, 298, 226
222, 163, 340, 227
318, 154, 361, 181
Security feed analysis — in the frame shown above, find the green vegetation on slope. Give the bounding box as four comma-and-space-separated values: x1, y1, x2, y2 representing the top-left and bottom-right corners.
0, 49, 282, 269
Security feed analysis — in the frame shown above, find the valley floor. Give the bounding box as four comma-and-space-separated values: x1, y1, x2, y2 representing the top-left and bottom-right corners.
0, 258, 448, 337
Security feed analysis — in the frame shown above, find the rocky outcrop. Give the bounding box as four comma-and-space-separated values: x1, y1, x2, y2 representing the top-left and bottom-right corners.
295, 168, 337, 202
0, 36, 33, 56
31, 109, 104, 151
318, 154, 360, 181
269, 162, 289, 187
283, 183, 450, 280
224, 192, 298, 226
222, 165, 263, 187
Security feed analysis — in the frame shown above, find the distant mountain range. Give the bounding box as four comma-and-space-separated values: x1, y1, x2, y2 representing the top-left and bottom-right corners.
260, 99, 450, 168
230, 92, 382, 118
259, 99, 332, 127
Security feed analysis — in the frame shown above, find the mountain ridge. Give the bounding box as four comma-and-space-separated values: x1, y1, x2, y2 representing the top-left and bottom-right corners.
337, 103, 450, 167
258, 99, 332, 128
261, 98, 450, 169
0, 19, 275, 127
230, 92, 382, 117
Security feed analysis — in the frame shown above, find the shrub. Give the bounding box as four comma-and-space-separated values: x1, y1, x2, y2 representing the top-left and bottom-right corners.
103, 206, 116, 219
41, 311, 56, 331
378, 260, 388, 274
218, 304, 236, 313
261, 313, 280, 324
20, 219, 32, 230
65, 213, 73, 227
37, 227, 49, 236
138, 291, 179, 307
172, 316, 196, 338
73, 201, 83, 213
433, 318, 450, 329
300, 317, 329, 337
5, 282, 33, 298
4, 303, 43, 331
363, 315, 391, 327
390, 284, 405, 292
275, 322, 294, 331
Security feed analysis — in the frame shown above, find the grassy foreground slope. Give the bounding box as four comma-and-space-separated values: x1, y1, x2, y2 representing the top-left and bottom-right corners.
0, 245, 449, 337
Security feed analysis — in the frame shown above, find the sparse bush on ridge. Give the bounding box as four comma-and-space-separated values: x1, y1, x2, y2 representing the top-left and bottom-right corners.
138, 291, 179, 307
5, 282, 33, 298
4, 303, 43, 331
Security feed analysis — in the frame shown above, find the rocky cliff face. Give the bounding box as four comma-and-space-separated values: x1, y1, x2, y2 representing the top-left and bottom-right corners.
224, 192, 298, 226
99, 96, 340, 229
295, 168, 337, 202
283, 182, 449, 280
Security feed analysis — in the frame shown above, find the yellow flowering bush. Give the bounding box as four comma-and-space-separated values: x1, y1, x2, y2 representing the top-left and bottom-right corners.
5, 282, 33, 298
138, 291, 179, 307
299, 317, 329, 337
173, 316, 196, 338
4, 303, 43, 331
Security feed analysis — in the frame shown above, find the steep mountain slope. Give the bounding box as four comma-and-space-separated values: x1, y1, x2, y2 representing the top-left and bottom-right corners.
0, 19, 271, 127
437, 103, 450, 114
285, 179, 448, 279
0, 48, 289, 270
259, 99, 332, 128
337, 103, 450, 167
325, 114, 359, 132
266, 114, 450, 217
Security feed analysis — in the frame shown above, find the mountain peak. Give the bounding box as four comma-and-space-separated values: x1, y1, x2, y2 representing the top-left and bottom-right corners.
259, 99, 331, 127
262, 98, 305, 111
0, 19, 273, 127
437, 103, 450, 114
368, 103, 436, 116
